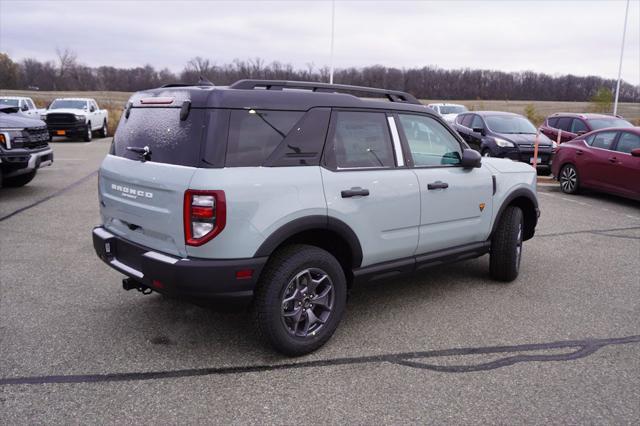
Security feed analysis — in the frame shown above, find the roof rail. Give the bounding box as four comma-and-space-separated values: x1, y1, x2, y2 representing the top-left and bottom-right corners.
229, 79, 422, 105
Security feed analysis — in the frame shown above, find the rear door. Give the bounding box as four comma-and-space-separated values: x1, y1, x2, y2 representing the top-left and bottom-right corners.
100, 105, 207, 257
320, 110, 420, 267
578, 131, 618, 189
396, 113, 493, 254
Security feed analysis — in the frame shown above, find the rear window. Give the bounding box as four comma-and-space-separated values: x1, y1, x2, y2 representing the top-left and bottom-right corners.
113, 107, 206, 166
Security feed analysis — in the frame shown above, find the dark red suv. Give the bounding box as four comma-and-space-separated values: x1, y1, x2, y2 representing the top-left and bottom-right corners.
539, 113, 633, 143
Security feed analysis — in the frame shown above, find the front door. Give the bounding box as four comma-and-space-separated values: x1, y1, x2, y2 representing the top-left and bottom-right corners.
395, 113, 494, 254
579, 131, 618, 190
321, 110, 421, 267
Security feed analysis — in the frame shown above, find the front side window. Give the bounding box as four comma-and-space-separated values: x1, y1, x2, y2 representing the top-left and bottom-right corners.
615, 132, 640, 154
398, 114, 462, 167
471, 115, 485, 130
461, 114, 474, 127
557, 117, 572, 132
571, 119, 588, 133
226, 109, 304, 167
328, 111, 395, 169
589, 131, 617, 150
27, 99, 35, 109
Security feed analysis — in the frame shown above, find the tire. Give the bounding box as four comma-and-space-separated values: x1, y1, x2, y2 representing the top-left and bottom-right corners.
482, 149, 491, 157
83, 123, 93, 142
3, 170, 37, 187
559, 164, 579, 194
253, 244, 347, 356
99, 120, 108, 138
490, 206, 523, 282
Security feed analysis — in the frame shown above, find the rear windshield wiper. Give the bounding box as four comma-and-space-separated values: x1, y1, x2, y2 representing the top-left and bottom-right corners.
127, 146, 152, 162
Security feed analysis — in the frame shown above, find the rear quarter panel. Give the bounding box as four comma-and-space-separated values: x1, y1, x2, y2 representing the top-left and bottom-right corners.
186, 166, 326, 259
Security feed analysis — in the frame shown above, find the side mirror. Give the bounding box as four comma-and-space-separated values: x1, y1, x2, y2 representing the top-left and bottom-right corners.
461, 149, 482, 168
90, 106, 96, 112
631, 148, 640, 157
21, 104, 29, 111
472, 127, 485, 136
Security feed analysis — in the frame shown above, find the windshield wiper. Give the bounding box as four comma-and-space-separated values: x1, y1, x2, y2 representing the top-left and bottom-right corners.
127, 146, 151, 162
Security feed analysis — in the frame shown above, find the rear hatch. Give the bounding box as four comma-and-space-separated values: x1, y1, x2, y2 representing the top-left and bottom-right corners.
99, 92, 209, 257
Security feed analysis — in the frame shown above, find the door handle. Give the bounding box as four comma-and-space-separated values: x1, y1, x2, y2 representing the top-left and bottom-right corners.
341, 187, 370, 198
576, 149, 584, 155
608, 157, 617, 163
427, 181, 449, 190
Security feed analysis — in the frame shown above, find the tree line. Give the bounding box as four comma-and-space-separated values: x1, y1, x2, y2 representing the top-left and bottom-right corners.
0, 50, 637, 102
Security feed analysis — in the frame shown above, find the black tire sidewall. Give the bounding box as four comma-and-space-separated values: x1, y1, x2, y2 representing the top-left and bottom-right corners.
84, 123, 92, 142
255, 245, 347, 356
490, 206, 523, 282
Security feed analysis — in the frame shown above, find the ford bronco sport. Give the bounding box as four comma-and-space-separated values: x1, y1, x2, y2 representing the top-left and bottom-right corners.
93, 80, 539, 356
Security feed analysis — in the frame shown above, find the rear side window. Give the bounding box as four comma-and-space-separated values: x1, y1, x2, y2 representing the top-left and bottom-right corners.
547, 117, 559, 128
615, 132, 640, 154
589, 131, 617, 150
113, 108, 206, 167
557, 117, 572, 131
461, 114, 474, 127
456, 114, 466, 124
225, 110, 303, 167
326, 111, 395, 169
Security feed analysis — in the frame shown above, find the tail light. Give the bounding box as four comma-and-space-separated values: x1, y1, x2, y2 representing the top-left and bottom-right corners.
184, 190, 226, 246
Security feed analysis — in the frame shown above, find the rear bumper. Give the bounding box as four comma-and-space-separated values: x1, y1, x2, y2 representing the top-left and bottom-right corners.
92, 226, 267, 302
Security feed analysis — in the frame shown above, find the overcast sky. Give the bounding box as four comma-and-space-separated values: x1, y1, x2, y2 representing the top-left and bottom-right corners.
1, 0, 638, 85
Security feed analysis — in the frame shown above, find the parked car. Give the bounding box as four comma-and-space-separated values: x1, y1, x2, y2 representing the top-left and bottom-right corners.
92, 80, 539, 356
454, 111, 555, 173
427, 103, 468, 124
540, 113, 633, 143
41, 98, 108, 141
552, 127, 640, 201
0, 96, 43, 119
0, 105, 53, 187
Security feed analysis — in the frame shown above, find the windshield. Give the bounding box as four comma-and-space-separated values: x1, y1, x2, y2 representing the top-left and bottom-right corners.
0, 99, 20, 107
50, 100, 87, 110
439, 106, 467, 115
588, 118, 633, 130
485, 115, 537, 134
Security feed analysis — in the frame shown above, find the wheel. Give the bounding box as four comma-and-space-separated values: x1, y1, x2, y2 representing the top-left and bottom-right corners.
83, 123, 93, 142
490, 206, 523, 282
253, 244, 347, 356
3, 170, 37, 187
559, 164, 579, 194
99, 120, 108, 138
482, 149, 491, 157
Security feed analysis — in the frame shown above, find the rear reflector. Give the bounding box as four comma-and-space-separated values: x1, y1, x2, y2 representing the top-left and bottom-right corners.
235, 269, 254, 280
140, 97, 175, 105
184, 190, 226, 246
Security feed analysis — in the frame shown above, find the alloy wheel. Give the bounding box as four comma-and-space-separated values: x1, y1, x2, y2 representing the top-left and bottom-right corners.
560, 165, 577, 193
280, 268, 334, 338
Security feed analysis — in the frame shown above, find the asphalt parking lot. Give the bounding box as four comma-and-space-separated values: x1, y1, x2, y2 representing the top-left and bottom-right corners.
1, 138, 639, 424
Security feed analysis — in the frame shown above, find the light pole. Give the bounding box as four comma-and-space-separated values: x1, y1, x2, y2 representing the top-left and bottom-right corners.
329, 0, 335, 84
613, 0, 630, 116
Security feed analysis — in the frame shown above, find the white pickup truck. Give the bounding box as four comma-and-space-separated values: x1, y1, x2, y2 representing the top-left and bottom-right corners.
0, 96, 44, 119
41, 98, 108, 141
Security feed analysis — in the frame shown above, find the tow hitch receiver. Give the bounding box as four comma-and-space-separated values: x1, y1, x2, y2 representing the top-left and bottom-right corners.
122, 278, 153, 295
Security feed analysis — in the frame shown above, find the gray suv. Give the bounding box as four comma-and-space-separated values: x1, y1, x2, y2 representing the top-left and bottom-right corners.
93, 80, 539, 355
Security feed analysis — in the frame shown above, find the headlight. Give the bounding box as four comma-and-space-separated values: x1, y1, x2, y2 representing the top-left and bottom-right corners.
0, 128, 26, 148
75, 115, 86, 121
494, 137, 514, 148
40, 114, 47, 120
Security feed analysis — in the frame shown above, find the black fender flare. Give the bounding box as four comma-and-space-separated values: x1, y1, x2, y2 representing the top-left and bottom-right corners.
254, 215, 363, 268
490, 188, 539, 241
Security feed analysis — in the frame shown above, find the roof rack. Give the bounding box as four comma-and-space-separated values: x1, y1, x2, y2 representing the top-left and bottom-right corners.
229, 79, 422, 105
162, 76, 214, 88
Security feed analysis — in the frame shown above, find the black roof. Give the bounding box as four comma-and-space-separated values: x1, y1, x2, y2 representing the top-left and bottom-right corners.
128, 80, 433, 115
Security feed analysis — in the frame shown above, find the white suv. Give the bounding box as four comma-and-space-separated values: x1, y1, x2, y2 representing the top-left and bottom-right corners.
93, 80, 539, 355
428, 103, 468, 125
